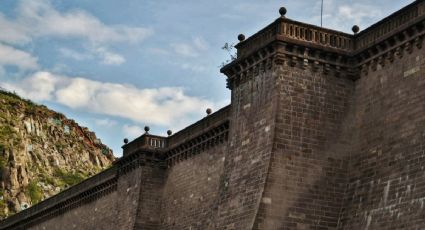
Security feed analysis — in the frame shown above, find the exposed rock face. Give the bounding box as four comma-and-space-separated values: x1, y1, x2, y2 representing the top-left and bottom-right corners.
0, 90, 114, 219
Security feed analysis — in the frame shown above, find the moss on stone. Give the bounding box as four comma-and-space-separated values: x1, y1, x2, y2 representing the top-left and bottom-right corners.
54, 169, 85, 187
0, 125, 14, 140
0, 156, 6, 173
0, 198, 5, 217
0, 124, 21, 149
27, 181, 43, 204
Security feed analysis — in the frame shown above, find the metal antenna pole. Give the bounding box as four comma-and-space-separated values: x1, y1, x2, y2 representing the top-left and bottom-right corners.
321, 0, 324, 27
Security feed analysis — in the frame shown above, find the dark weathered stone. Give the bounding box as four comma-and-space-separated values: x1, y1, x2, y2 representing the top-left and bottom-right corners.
2, 1, 425, 229
279, 7, 287, 17
352, 25, 360, 34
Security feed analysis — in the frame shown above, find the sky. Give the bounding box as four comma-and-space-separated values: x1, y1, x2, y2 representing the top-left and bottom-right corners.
0, 0, 414, 156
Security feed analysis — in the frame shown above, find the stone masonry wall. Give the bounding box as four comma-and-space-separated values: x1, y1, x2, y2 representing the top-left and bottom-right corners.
217, 59, 278, 229
339, 37, 425, 229
160, 144, 227, 229
115, 167, 147, 230
27, 191, 119, 230
23, 167, 144, 230
134, 164, 166, 229
0, 153, 166, 230
252, 61, 354, 229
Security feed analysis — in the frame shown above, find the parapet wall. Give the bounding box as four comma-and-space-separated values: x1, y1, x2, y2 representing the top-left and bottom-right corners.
164, 105, 230, 167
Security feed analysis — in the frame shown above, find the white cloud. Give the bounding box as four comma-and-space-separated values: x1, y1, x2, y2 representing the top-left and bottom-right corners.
149, 48, 170, 56
0, 14, 30, 44
0, 43, 38, 70
59, 48, 92, 61
60, 46, 125, 65
337, 4, 382, 25
95, 118, 117, 128
122, 125, 144, 139
308, 0, 384, 32
1, 71, 57, 101
193, 37, 209, 50
170, 37, 210, 58
167, 37, 210, 72
0, 0, 153, 68
93, 47, 126, 65
1, 71, 214, 127
0, 0, 153, 46
171, 43, 199, 58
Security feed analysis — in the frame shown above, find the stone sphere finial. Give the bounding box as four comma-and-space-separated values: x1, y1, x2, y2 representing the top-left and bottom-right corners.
352, 25, 360, 34
123, 138, 129, 144
144, 126, 150, 133
279, 7, 287, 17
206, 108, 212, 115
167, 130, 172, 136
238, 34, 245, 42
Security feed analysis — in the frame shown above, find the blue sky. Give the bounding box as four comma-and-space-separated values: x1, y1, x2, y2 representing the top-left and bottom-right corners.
0, 0, 414, 156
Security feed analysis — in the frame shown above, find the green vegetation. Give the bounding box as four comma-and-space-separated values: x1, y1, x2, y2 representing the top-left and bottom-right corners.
41, 175, 56, 186
0, 123, 17, 147
0, 189, 5, 217
0, 124, 21, 148
102, 148, 109, 155
37, 167, 60, 188
55, 143, 63, 151
0, 89, 113, 217
0, 89, 52, 121
0, 125, 14, 140
54, 168, 85, 187
0, 156, 6, 174
0, 89, 36, 108
26, 181, 43, 204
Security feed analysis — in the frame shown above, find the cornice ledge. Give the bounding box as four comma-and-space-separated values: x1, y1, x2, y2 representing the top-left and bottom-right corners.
221, 40, 357, 89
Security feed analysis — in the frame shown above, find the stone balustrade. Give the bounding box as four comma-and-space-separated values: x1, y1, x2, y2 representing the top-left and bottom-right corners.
236, 0, 425, 60
122, 134, 167, 156
355, 0, 425, 50
236, 18, 354, 58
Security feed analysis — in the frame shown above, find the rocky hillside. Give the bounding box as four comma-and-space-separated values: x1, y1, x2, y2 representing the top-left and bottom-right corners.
0, 89, 115, 219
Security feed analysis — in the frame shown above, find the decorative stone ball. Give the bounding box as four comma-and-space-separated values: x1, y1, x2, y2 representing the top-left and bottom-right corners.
352, 25, 360, 34
167, 130, 173, 136
144, 126, 150, 133
206, 108, 212, 115
123, 138, 129, 144
279, 7, 287, 17
238, 34, 245, 42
